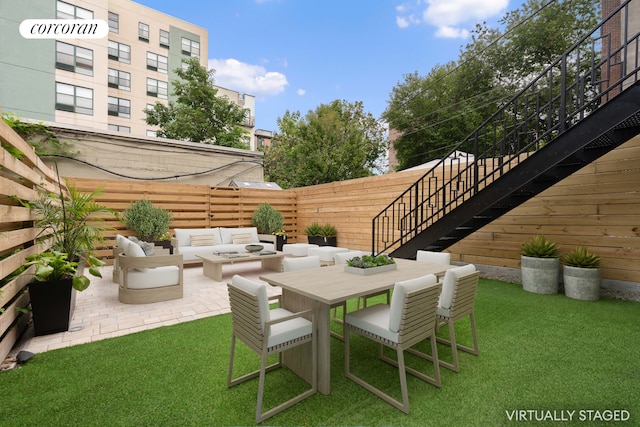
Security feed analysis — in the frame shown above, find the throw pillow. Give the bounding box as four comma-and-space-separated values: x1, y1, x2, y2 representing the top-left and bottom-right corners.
191, 234, 216, 247
128, 236, 155, 256
231, 233, 254, 244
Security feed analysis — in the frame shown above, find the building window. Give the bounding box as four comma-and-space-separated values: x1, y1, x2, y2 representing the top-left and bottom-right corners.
108, 12, 118, 33
56, 41, 93, 76
57, 1, 93, 19
108, 124, 130, 133
108, 40, 130, 63
56, 82, 93, 115
181, 37, 200, 58
108, 96, 131, 118
139, 22, 149, 41
146, 78, 167, 99
159, 29, 170, 48
146, 130, 157, 137
146, 52, 168, 73
108, 68, 131, 91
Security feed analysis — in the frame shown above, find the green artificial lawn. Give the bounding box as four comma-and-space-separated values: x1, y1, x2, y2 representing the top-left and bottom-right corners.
1, 279, 639, 427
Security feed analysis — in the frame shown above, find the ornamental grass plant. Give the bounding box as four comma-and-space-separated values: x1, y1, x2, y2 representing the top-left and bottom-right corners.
1, 279, 638, 426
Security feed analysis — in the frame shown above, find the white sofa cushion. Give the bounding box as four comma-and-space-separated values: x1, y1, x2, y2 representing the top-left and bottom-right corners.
178, 243, 276, 263
122, 237, 147, 272
120, 265, 180, 289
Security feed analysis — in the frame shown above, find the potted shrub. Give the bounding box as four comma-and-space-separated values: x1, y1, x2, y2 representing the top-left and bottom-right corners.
562, 246, 601, 301
25, 251, 104, 335
251, 203, 286, 250
306, 222, 337, 247
345, 254, 396, 276
121, 199, 172, 250
26, 182, 111, 335
520, 235, 560, 294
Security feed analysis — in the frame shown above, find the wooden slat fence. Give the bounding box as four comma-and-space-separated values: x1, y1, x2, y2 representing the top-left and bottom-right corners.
0, 117, 64, 362
65, 178, 297, 264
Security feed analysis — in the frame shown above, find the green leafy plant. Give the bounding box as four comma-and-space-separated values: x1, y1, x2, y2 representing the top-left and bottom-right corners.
319, 223, 337, 238
562, 246, 601, 268
3, 113, 77, 157
29, 180, 114, 262
25, 251, 105, 291
122, 199, 172, 242
305, 222, 337, 237
521, 235, 559, 258
304, 222, 323, 237
251, 203, 284, 234
346, 254, 395, 268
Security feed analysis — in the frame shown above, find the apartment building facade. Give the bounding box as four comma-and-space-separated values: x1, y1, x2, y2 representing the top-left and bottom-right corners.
0, 0, 257, 146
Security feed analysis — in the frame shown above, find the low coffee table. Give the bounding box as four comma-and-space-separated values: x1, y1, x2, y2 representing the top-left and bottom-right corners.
197, 251, 285, 281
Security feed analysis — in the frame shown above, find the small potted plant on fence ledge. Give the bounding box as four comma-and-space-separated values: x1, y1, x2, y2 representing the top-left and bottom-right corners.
345, 254, 396, 276
305, 222, 337, 247
520, 235, 560, 294
562, 246, 601, 301
251, 203, 286, 250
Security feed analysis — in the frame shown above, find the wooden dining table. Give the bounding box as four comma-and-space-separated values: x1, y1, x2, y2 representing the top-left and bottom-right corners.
259, 258, 453, 395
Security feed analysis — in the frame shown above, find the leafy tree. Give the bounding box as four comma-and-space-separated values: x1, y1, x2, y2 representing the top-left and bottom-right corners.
265, 100, 387, 188
145, 57, 249, 149
384, 0, 600, 170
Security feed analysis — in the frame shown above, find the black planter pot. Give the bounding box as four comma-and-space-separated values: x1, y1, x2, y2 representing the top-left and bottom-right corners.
153, 240, 173, 254
308, 236, 337, 247
28, 278, 77, 336
275, 235, 287, 251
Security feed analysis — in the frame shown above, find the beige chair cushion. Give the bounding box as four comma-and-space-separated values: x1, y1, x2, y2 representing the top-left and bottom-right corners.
439, 264, 476, 310
283, 256, 321, 272
417, 250, 451, 265
389, 274, 437, 333
231, 275, 269, 330
120, 265, 180, 289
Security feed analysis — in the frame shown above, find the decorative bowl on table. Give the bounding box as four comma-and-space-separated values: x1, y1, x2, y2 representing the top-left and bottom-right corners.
245, 244, 264, 253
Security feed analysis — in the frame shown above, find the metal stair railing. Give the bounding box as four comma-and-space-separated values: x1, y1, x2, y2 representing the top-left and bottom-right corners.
372, 0, 640, 255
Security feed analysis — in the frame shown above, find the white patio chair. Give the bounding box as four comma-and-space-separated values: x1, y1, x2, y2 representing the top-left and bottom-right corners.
416, 250, 451, 265
345, 274, 442, 414
227, 275, 317, 424
434, 264, 481, 372
282, 255, 321, 272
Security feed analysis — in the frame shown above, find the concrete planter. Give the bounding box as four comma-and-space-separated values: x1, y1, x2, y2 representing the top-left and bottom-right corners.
345, 263, 397, 276
563, 266, 601, 301
521, 255, 560, 294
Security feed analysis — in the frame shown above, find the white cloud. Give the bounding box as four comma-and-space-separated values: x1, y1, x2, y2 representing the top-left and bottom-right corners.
435, 25, 469, 38
297, 88, 306, 96
208, 58, 288, 96
396, 0, 508, 38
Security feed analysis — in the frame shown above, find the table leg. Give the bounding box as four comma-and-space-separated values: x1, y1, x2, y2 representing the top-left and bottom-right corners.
202, 261, 222, 281
281, 289, 332, 395
261, 256, 283, 272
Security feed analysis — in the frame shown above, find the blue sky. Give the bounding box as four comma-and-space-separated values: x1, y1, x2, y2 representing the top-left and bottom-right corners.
135, 0, 512, 133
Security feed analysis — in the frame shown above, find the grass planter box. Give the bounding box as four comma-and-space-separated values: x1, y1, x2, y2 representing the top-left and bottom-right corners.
345, 264, 397, 276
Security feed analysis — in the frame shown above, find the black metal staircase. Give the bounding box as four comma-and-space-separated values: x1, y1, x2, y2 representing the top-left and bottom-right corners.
373, 0, 640, 258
